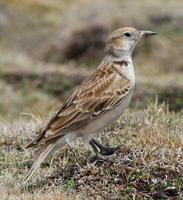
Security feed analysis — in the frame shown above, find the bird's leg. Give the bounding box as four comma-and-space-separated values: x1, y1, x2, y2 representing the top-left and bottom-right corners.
89, 138, 121, 157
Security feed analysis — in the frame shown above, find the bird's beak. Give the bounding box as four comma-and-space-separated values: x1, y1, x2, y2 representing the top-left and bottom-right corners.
139, 30, 157, 39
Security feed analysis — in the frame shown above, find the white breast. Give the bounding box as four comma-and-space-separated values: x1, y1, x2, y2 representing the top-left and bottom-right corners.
121, 61, 135, 88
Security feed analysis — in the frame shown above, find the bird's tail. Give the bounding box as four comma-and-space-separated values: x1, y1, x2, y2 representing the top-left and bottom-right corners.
21, 142, 56, 184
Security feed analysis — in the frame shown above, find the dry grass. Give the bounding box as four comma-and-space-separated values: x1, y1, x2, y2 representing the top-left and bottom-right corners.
0, 103, 183, 199
0, 0, 183, 199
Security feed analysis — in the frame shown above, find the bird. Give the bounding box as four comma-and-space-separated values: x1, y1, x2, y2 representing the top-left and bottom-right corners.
22, 27, 156, 184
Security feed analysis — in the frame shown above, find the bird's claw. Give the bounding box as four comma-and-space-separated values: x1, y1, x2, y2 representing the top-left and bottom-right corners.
89, 138, 121, 158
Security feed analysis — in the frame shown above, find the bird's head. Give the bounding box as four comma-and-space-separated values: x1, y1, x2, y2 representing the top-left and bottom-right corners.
105, 27, 157, 58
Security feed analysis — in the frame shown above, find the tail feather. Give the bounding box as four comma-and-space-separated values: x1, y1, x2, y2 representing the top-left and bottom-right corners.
21, 142, 56, 184
24, 129, 46, 149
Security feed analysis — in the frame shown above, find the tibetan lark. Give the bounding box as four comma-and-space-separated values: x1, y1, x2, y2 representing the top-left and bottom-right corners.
22, 27, 156, 184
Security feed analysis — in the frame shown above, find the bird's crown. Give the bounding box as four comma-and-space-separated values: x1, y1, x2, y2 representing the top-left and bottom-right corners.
109, 27, 137, 39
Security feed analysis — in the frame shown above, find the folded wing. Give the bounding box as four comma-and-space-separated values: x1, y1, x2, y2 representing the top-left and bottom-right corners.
25, 61, 130, 148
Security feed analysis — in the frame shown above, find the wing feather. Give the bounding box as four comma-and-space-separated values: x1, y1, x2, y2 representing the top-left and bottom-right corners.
26, 60, 131, 146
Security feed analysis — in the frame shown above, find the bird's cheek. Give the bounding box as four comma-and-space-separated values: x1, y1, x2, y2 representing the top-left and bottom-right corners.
112, 38, 124, 49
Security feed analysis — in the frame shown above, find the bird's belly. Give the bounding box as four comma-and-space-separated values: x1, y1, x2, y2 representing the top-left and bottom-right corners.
80, 91, 133, 137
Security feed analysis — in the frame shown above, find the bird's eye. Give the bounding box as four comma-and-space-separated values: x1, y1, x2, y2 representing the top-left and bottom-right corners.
124, 32, 131, 37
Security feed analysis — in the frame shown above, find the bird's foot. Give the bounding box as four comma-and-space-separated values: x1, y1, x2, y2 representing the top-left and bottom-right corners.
89, 138, 121, 161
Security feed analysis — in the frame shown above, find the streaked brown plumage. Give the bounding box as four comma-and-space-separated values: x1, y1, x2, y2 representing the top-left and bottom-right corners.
22, 27, 156, 184
26, 61, 130, 148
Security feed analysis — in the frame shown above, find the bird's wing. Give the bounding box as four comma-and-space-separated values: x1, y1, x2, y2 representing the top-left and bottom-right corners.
25, 60, 130, 147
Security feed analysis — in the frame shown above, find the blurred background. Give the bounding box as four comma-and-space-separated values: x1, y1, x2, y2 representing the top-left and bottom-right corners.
0, 0, 182, 121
